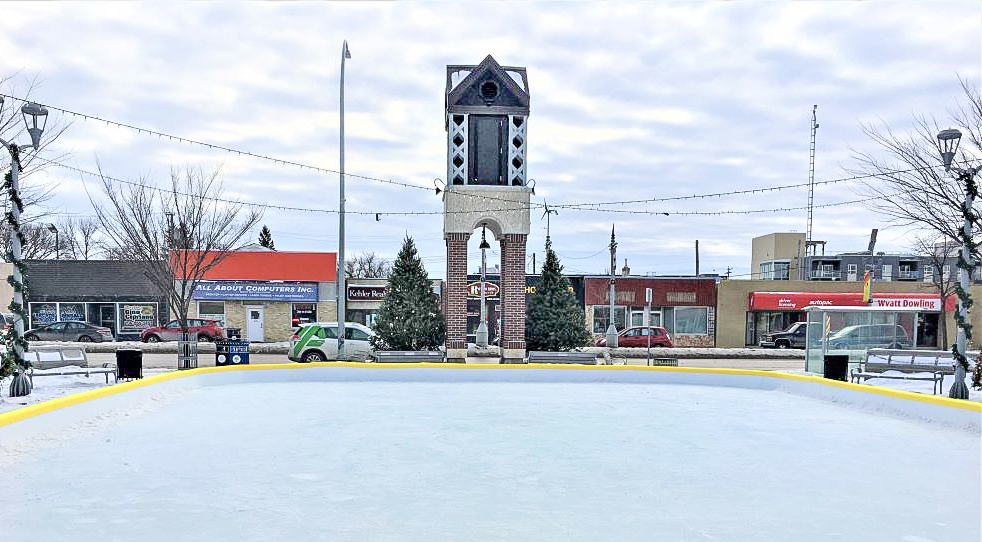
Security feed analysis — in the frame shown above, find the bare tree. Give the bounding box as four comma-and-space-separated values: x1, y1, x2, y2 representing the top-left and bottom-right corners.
91, 165, 261, 360
56, 216, 101, 260
912, 236, 957, 350
854, 78, 982, 396
344, 251, 391, 278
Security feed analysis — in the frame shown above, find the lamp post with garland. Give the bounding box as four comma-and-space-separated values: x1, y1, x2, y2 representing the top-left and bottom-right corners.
936, 128, 981, 400
0, 98, 49, 397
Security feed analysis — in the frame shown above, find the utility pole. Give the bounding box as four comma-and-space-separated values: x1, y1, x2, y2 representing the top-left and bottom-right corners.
531, 252, 536, 274
605, 225, 618, 348
806, 105, 819, 248
695, 239, 700, 275
337, 40, 351, 360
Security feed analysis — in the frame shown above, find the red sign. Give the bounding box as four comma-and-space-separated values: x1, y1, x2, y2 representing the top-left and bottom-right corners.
467, 281, 500, 298
749, 292, 951, 312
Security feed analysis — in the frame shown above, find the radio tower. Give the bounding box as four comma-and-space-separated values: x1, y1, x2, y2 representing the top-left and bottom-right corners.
806, 105, 819, 254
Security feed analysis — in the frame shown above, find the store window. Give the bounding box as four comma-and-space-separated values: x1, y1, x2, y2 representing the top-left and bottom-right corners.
30, 303, 58, 328
675, 307, 709, 335
592, 306, 627, 333
198, 301, 226, 327
59, 303, 86, 322
292, 303, 317, 327
630, 310, 662, 328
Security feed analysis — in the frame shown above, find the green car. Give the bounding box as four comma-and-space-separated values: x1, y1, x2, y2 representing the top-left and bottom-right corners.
288, 322, 374, 362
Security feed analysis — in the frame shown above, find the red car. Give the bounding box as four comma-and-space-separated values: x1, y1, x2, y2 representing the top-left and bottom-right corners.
142, 319, 225, 342
596, 326, 673, 347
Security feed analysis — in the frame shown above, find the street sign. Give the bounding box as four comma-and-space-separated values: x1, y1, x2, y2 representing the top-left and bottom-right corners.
645, 288, 652, 304
868, 229, 878, 253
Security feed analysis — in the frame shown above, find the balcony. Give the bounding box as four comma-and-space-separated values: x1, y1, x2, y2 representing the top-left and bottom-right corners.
809, 269, 842, 280
897, 269, 920, 281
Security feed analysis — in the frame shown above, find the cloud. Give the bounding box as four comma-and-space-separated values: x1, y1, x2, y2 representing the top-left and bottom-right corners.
1, 1, 978, 278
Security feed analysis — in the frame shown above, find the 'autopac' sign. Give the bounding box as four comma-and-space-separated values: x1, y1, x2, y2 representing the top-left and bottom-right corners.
193, 281, 318, 302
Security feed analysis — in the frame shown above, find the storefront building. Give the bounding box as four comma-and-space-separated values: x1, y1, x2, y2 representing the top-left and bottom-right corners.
346, 278, 443, 329
582, 276, 717, 347
716, 279, 956, 348
181, 249, 337, 342
24, 260, 168, 341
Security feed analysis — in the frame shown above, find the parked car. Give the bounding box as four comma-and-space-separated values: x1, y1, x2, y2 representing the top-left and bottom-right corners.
760, 322, 808, 349
141, 319, 224, 342
596, 326, 673, 347
0, 312, 14, 338
825, 324, 912, 350
289, 322, 375, 362
24, 320, 114, 342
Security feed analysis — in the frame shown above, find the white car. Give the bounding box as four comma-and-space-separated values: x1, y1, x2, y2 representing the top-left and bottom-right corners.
288, 322, 374, 362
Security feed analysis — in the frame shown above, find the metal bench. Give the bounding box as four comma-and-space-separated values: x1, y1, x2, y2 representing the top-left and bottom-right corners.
24, 346, 117, 385
647, 358, 679, 367
851, 349, 960, 395
527, 351, 599, 365
372, 351, 446, 363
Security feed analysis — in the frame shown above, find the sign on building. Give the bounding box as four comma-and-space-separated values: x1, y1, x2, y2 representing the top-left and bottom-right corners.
193, 281, 319, 302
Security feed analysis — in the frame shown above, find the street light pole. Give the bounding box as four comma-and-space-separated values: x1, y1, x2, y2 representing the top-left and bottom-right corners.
605, 225, 619, 348
937, 128, 980, 400
337, 40, 351, 361
476, 224, 490, 348
47, 224, 59, 259
0, 98, 48, 397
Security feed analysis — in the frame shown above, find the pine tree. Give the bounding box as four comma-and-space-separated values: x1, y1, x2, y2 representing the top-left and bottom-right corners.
258, 225, 275, 250
370, 236, 446, 350
526, 241, 592, 351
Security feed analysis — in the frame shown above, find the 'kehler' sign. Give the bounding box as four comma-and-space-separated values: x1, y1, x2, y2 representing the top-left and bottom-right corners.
193, 281, 318, 302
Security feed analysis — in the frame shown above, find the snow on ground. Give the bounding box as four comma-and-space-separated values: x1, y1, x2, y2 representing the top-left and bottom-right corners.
0, 368, 172, 414
0, 381, 978, 541
853, 371, 982, 402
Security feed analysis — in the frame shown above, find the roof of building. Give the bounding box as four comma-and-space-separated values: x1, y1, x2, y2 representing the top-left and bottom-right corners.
171, 250, 337, 282
25, 260, 163, 298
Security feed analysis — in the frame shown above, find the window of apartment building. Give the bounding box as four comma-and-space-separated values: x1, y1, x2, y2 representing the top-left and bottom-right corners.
592, 306, 627, 333
292, 303, 317, 327
674, 307, 709, 335
943, 265, 951, 279
847, 264, 857, 276
198, 301, 226, 327
759, 261, 790, 280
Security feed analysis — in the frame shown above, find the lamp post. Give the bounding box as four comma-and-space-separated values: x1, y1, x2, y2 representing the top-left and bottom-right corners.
337, 40, 351, 361
476, 224, 490, 348
605, 225, 619, 348
937, 128, 980, 400
47, 223, 59, 259
0, 98, 49, 397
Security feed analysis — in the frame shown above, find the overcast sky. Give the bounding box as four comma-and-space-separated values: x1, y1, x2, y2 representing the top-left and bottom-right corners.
0, 1, 979, 279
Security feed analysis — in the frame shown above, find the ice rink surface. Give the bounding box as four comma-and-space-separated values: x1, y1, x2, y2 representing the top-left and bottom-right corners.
1, 381, 979, 542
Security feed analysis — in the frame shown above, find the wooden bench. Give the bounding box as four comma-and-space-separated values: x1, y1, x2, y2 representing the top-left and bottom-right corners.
851, 349, 959, 395
647, 358, 679, 367
24, 346, 117, 385
527, 351, 599, 365
372, 351, 446, 363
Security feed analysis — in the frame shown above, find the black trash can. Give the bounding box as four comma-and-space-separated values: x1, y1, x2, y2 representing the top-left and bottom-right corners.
116, 349, 143, 380
823, 354, 849, 382
216, 339, 250, 366
226, 327, 242, 340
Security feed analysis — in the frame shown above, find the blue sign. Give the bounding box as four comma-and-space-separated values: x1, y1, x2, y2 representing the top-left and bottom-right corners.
193, 281, 318, 301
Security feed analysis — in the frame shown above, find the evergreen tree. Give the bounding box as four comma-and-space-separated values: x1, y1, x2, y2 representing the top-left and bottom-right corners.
526, 241, 592, 351
258, 225, 275, 250
370, 236, 446, 350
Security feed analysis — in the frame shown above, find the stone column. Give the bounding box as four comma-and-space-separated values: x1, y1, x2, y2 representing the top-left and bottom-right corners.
500, 233, 527, 361
445, 233, 469, 361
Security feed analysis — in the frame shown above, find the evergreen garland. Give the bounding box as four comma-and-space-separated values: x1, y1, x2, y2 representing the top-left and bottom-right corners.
369, 236, 446, 351
0, 143, 31, 381
525, 240, 592, 351
950, 170, 978, 380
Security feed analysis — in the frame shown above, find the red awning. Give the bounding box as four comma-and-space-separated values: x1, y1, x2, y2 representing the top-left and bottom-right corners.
749, 292, 951, 312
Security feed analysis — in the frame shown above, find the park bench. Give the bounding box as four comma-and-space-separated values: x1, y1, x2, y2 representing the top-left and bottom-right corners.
527, 351, 599, 365
24, 345, 117, 385
372, 350, 446, 363
851, 348, 961, 395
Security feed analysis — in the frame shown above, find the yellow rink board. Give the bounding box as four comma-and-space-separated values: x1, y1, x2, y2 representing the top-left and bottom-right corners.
2, 362, 979, 429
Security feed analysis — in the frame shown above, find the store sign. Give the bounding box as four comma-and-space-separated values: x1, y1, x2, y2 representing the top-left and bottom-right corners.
193, 281, 318, 301
59, 303, 85, 322
466, 281, 500, 298
121, 304, 157, 333
30, 303, 57, 326
749, 292, 947, 312
348, 285, 387, 301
